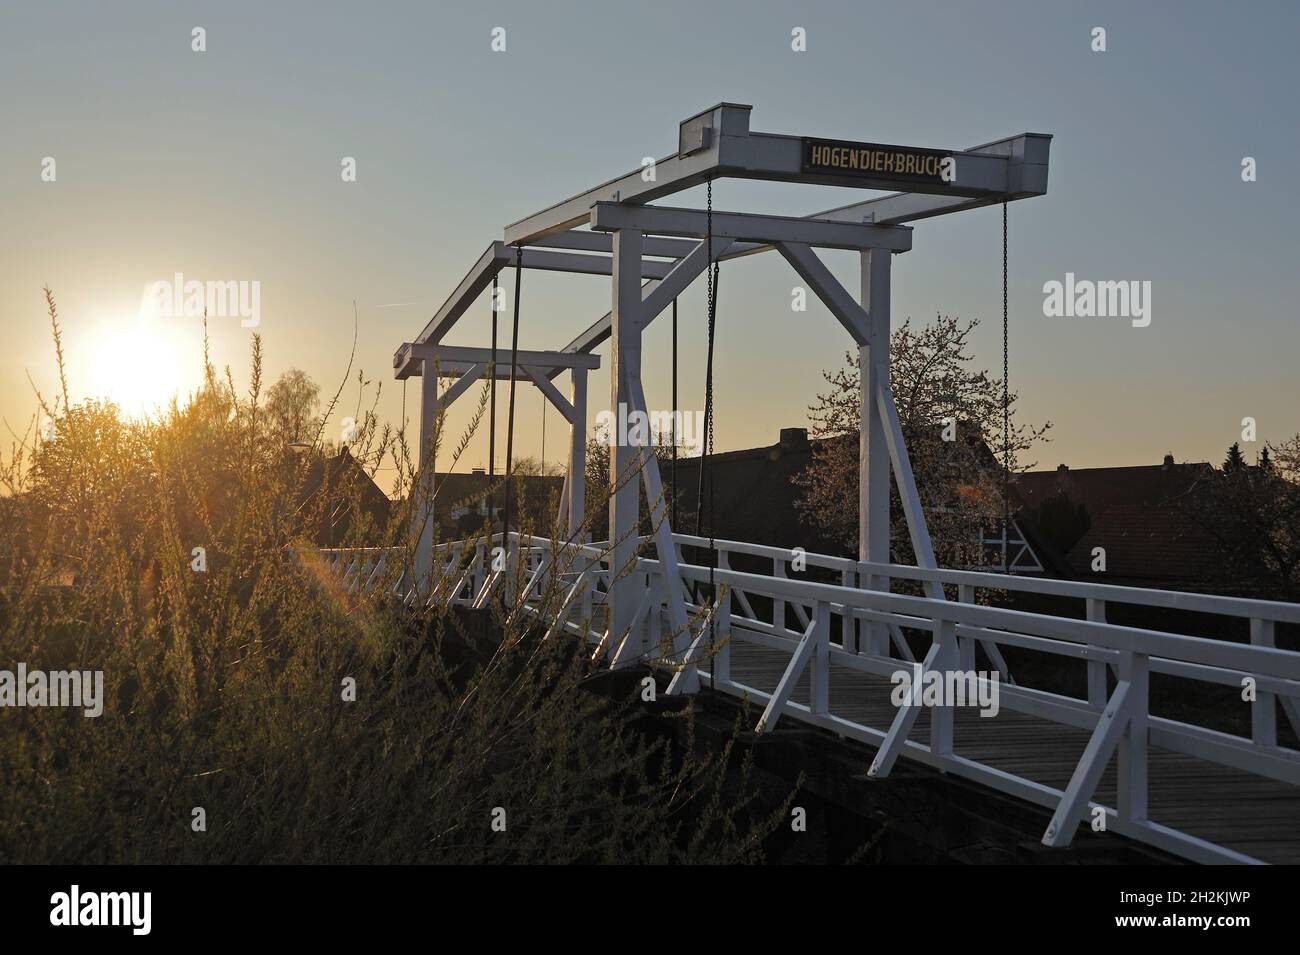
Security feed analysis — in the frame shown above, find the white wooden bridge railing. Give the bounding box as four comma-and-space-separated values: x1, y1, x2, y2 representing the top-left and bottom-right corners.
310, 532, 1300, 865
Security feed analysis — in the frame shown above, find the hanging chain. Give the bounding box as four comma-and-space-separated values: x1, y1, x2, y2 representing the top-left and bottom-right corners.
703, 178, 719, 700
1002, 201, 1010, 533
697, 179, 716, 537
706, 178, 716, 473
502, 246, 523, 551
488, 274, 499, 525
671, 297, 678, 528
401, 377, 407, 494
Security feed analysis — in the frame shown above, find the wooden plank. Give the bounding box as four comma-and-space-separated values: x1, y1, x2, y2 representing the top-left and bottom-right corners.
721, 639, 1300, 864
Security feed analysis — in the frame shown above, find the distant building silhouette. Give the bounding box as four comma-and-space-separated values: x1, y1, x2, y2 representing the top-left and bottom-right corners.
1015, 456, 1216, 588
667, 428, 1222, 591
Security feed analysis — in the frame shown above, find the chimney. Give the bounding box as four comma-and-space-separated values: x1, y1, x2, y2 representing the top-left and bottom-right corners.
1162, 453, 1174, 470
472, 467, 486, 475
779, 427, 809, 449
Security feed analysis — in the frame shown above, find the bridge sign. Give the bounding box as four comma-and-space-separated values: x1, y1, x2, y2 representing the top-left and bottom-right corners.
801, 137, 954, 185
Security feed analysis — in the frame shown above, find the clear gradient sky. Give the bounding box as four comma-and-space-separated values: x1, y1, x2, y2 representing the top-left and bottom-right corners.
3, 1, 1298, 487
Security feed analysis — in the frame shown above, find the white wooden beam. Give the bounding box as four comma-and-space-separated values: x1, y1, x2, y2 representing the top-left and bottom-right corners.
624, 366, 693, 672
521, 365, 575, 424
876, 378, 944, 600
776, 241, 872, 345
510, 243, 676, 279
606, 227, 644, 666
591, 203, 913, 253
528, 230, 698, 259
755, 616, 822, 735
505, 103, 1046, 246
639, 238, 735, 330
435, 362, 486, 413
1041, 680, 1134, 847
396, 342, 600, 380
413, 362, 440, 586
867, 641, 942, 779
567, 368, 588, 538
415, 243, 509, 347
504, 103, 745, 246
1118, 651, 1150, 822
860, 248, 893, 653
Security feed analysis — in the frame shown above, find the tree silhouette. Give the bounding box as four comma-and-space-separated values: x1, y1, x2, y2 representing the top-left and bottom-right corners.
1223, 442, 1246, 473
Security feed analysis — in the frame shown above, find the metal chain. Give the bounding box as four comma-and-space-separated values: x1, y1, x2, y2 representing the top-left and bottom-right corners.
1002, 201, 1010, 532
703, 179, 718, 699
671, 297, 678, 528
697, 179, 715, 537
502, 246, 523, 551
488, 274, 498, 526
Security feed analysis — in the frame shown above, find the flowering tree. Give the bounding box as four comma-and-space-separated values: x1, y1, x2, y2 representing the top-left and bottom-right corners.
794, 315, 1050, 567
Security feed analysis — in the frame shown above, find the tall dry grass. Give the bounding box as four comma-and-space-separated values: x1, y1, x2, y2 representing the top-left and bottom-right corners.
0, 291, 790, 864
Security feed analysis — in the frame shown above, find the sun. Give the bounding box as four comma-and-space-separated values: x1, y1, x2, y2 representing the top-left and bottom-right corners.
83, 313, 199, 418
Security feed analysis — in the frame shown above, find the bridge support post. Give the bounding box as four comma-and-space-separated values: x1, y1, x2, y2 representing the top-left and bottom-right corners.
567, 367, 588, 539
414, 358, 440, 589
860, 248, 892, 655
607, 227, 644, 666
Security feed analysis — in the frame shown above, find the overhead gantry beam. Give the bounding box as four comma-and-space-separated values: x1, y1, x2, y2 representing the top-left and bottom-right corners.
528, 230, 698, 259
510, 245, 679, 280
505, 103, 1050, 247
420, 105, 1050, 359
720, 132, 1054, 262
416, 243, 509, 351
394, 341, 601, 380
540, 209, 908, 378
590, 203, 913, 253
543, 235, 736, 379
413, 242, 685, 348
501, 104, 749, 247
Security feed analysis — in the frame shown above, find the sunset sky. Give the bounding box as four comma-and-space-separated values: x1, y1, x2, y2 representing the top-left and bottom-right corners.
3, 0, 1298, 487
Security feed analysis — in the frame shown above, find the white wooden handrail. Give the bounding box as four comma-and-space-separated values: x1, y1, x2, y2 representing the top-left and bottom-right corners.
305, 530, 1300, 864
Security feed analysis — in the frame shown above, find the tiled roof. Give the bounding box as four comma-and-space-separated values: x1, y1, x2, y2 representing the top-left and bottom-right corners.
1013, 462, 1211, 514
1065, 503, 1217, 584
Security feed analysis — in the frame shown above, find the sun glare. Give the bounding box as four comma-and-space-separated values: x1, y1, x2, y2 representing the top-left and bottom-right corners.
83, 313, 198, 419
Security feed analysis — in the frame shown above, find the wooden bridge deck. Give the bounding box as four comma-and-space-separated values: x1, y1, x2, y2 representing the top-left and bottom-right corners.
725, 641, 1300, 864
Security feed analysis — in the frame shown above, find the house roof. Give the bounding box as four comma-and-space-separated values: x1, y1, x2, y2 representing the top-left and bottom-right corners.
296, 448, 393, 546
669, 438, 1224, 587
408, 471, 566, 535
1013, 460, 1212, 514
1065, 503, 1217, 584
666, 430, 846, 556
1012, 458, 1217, 586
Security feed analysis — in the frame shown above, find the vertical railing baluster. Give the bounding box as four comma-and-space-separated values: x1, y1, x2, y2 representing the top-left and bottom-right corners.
644, 570, 658, 659
957, 584, 976, 671
773, 557, 786, 636
841, 567, 857, 653
714, 583, 732, 686
1251, 617, 1277, 747
1086, 598, 1108, 707
861, 563, 891, 657
930, 617, 956, 759
1117, 649, 1149, 823
810, 600, 830, 715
